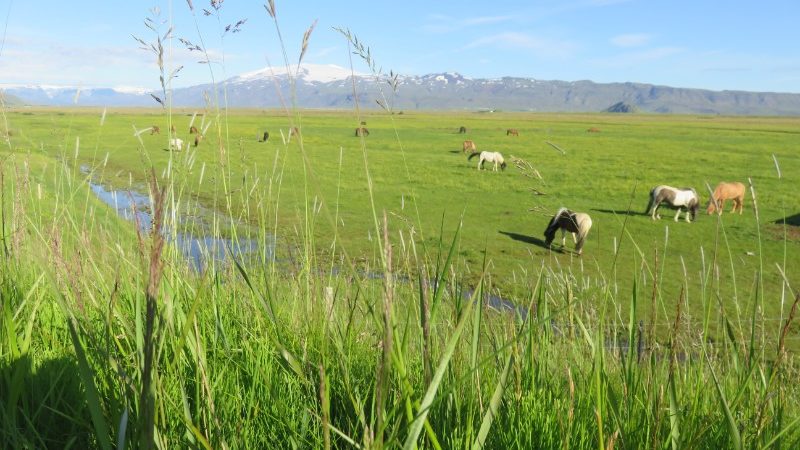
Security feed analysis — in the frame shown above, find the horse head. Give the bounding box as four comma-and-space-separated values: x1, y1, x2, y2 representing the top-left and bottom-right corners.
500, 161, 507, 171
688, 191, 700, 220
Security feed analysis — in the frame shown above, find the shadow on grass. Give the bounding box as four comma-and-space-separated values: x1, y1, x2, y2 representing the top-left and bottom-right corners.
448, 150, 462, 154
775, 213, 800, 226
498, 230, 550, 250
0, 355, 94, 448
591, 208, 642, 217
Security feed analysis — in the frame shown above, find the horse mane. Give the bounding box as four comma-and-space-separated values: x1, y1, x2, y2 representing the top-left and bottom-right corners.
468, 151, 481, 160
545, 207, 572, 234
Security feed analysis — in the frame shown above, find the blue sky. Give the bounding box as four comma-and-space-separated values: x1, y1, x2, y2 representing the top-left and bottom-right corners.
0, 0, 798, 93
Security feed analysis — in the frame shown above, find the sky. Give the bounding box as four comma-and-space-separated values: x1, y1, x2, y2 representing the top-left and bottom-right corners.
0, 0, 798, 93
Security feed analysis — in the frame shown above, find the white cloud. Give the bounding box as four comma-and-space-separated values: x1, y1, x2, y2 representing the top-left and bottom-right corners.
423, 14, 515, 34
610, 33, 652, 48
464, 32, 577, 58
591, 46, 684, 67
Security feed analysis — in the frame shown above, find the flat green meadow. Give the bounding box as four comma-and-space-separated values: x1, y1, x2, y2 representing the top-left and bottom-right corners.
2, 105, 799, 448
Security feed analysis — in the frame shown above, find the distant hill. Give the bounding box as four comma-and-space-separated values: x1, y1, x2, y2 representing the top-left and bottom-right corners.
4, 64, 800, 115
605, 101, 638, 113
0, 90, 25, 106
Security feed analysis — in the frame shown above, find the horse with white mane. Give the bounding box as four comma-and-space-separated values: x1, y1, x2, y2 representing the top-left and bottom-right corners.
468, 151, 507, 171
544, 207, 593, 255
645, 185, 699, 222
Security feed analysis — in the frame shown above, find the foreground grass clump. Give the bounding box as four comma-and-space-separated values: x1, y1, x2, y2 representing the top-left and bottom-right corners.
0, 144, 799, 448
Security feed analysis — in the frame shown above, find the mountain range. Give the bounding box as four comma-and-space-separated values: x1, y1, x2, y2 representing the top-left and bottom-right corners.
3, 63, 800, 115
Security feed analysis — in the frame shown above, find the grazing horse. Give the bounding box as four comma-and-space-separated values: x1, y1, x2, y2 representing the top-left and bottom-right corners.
194, 134, 202, 147
189, 125, 199, 134
462, 140, 477, 154
355, 126, 369, 137
289, 127, 300, 137
150, 125, 160, 135
707, 181, 745, 215
544, 207, 593, 255
506, 128, 519, 136
468, 151, 507, 171
458, 126, 467, 134
645, 185, 700, 222
587, 127, 601, 133
169, 138, 184, 151
360, 121, 367, 126
170, 125, 176, 134
260, 131, 269, 142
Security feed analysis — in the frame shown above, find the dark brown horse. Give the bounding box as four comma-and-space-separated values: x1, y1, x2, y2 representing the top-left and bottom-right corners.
355, 126, 370, 137
189, 125, 199, 134
506, 128, 519, 136
194, 134, 203, 147
587, 127, 601, 133
150, 125, 160, 135
259, 131, 269, 142
458, 126, 467, 134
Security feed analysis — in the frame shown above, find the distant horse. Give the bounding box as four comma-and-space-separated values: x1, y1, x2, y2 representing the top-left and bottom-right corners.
468, 151, 506, 171
169, 138, 184, 151
544, 207, 593, 255
645, 185, 699, 222
189, 126, 199, 134
170, 125, 176, 134
259, 131, 269, 142
355, 126, 370, 137
360, 121, 367, 126
458, 126, 467, 134
707, 181, 745, 215
289, 127, 300, 137
150, 125, 160, 135
506, 128, 519, 136
587, 127, 601, 133
462, 140, 477, 154
193, 134, 202, 147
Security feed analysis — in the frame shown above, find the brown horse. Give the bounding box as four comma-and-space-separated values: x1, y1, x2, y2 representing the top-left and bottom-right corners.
259, 131, 269, 142
194, 134, 203, 147
189, 126, 199, 134
150, 125, 160, 135
170, 125, 176, 134
289, 126, 300, 137
707, 182, 745, 215
462, 140, 477, 154
506, 128, 519, 136
458, 126, 467, 134
587, 127, 601, 133
355, 126, 369, 137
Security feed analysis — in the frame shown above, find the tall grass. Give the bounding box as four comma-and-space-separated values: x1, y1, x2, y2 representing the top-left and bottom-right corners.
1, 2, 800, 449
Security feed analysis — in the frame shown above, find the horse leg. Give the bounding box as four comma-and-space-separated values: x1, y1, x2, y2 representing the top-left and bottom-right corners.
651, 202, 659, 220
561, 229, 567, 248
674, 207, 682, 222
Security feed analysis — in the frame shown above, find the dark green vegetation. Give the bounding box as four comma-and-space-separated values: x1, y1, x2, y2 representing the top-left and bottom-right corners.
1, 107, 799, 448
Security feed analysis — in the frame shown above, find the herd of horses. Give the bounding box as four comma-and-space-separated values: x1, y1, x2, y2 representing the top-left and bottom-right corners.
455, 125, 747, 256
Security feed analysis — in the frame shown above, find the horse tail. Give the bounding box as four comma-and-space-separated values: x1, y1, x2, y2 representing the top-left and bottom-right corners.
468, 152, 480, 160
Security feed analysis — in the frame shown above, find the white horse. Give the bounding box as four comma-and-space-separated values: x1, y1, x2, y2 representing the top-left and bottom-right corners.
645, 185, 699, 222
544, 207, 593, 255
468, 151, 507, 171
169, 138, 184, 151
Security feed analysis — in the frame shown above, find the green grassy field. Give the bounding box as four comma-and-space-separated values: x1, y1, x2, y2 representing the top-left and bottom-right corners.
2, 106, 799, 448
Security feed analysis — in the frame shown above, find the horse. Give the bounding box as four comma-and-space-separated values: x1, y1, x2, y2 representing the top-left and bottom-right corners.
259, 131, 269, 142
170, 125, 176, 134
707, 181, 745, 215
289, 127, 300, 137
458, 126, 467, 134
506, 128, 519, 136
169, 138, 184, 151
150, 125, 160, 135
355, 126, 369, 137
189, 126, 199, 134
587, 127, 601, 133
468, 151, 506, 171
462, 140, 477, 154
544, 207, 593, 255
193, 134, 202, 147
360, 121, 367, 126
645, 185, 699, 222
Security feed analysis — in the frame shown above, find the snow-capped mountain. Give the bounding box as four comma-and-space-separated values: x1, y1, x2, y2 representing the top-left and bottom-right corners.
4, 63, 800, 115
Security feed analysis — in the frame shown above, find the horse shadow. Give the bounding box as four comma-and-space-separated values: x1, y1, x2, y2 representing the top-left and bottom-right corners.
591, 208, 643, 217
498, 230, 550, 250
448, 150, 462, 154
775, 213, 800, 226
